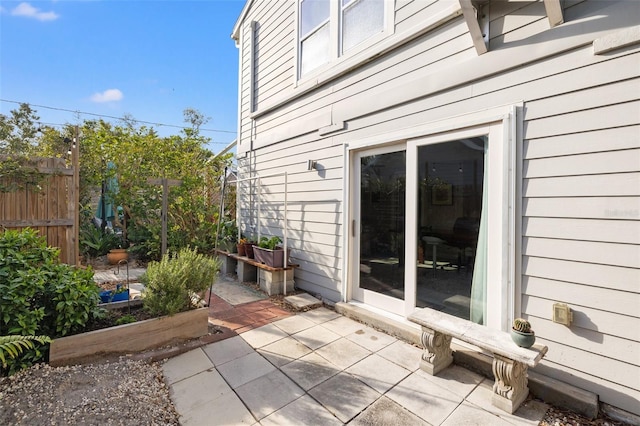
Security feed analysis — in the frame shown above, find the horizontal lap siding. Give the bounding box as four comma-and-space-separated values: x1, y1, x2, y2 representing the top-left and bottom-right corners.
238, 125, 346, 298
516, 14, 640, 415
254, 1, 295, 106
237, 0, 640, 412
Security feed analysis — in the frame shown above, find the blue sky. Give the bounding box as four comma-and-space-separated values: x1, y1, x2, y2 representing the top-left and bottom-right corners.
0, 0, 246, 153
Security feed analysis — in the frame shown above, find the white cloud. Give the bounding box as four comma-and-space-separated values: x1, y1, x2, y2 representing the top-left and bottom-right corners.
90, 89, 124, 103
11, 2, 59, 21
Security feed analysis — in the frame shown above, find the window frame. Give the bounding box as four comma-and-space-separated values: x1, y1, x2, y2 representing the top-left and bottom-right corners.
342, 105, 521, 331
295, 0, 394, 82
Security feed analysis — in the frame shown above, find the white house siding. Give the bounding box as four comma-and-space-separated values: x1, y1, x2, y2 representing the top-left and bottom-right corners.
234, 0, 640, 415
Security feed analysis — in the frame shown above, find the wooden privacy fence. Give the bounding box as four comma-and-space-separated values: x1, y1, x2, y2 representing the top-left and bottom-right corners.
0, 156, 79, 265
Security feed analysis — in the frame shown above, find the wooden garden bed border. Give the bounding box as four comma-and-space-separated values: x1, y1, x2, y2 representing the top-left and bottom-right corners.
49, 307, 209, 366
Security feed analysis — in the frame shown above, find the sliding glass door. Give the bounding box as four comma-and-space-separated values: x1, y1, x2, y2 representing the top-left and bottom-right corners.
349, 117, 512, 329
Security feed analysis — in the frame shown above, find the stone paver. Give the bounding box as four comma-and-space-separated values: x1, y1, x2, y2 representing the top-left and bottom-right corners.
386, 372, 463, 426
217, 351, 275, 389
351, 396, 429, 426
309, 372, 381, 423
281, 352, 340, 390
202, 335, 254, 366
346, 353, 411, 394
241, 323, 289, 348
260, 336, 313, 361
162, 347, 213, 385
212, 278, 267, 305
284, 293, 322, 310
344, 325, 396, 352
258, 349, 296, 368
260, 395, 342, 426
416, 364, 484, 400
441, 401, 513, 426
315, 338, 371, 370
377, 339, 424, 372
321, 316, 367, 337
93, 267, 146, 284
235, 369, 305, 420
297, 307, 341, 324
291, 324, 341, 350
271, 315, 317, 334
465, 380, 549, 426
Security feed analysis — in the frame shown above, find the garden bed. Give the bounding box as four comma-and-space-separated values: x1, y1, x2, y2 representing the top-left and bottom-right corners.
49, 307, 209, 367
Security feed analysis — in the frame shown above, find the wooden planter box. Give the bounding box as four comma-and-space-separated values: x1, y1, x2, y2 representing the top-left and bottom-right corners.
49, 307, 208, 366
253, 246, 291, 268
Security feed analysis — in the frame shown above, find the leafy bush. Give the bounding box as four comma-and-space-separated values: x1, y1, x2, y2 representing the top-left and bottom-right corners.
0, 335, 51, 370
0, 228, 102, 375
141, 247, 220, 316
79, 223, 121, 258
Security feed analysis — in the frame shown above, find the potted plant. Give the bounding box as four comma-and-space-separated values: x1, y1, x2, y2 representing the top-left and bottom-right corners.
237, 237, 247, 256
107, 248, 128, 264
243, 236, 257, 259
99, 284, 129, 303
218, 220, 238, 253
253, 236, 291, 268
511, 318, 536, 348
106, 233, 129, 264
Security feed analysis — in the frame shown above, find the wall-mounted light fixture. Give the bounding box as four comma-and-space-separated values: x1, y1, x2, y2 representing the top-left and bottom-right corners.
307, 160, 317, 171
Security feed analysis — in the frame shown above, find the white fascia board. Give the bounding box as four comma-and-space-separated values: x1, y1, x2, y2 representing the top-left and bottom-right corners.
232, 0, 254, 41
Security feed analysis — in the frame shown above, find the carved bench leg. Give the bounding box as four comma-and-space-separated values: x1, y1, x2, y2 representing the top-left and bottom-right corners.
419, 327, 453, 375
491, 354, 529, 414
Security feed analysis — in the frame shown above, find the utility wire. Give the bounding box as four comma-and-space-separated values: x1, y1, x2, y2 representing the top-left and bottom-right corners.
0, 98, 237, 135
32, 120, 231, 145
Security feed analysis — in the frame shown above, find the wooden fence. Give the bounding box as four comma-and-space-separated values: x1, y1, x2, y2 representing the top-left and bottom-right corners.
0, 156, 79, 265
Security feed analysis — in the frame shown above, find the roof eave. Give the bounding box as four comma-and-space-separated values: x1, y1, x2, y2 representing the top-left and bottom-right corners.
231, 0, 254, 41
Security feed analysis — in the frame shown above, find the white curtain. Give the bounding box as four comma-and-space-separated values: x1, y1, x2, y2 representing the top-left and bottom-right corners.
470, 147, 488, 325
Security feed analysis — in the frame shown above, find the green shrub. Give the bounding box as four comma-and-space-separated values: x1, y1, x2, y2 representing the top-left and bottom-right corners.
79, 224, 121, 258
142, 247, 220, 316
0, 228, 102, 375
0, 335, 51, 370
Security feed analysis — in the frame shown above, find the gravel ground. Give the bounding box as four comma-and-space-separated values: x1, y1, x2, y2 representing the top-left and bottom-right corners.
540, 405, 627, 426
0, 359, 179, 425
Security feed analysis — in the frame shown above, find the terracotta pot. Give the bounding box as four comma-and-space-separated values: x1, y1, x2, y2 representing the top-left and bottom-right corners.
107, 248, 129, 265
244, 242, 256, 259
237, 243, 246, 256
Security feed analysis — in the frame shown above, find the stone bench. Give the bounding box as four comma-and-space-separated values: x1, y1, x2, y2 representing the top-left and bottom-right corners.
214, 249, 298, 295
408, 308, 548, 414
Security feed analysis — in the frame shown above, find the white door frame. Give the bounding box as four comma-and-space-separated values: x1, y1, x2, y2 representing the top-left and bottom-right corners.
350, 144, 407, 316
342, 104, 520, 331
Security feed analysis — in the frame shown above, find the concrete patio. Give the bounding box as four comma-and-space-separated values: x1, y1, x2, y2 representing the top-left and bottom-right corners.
163, 285, 549, 425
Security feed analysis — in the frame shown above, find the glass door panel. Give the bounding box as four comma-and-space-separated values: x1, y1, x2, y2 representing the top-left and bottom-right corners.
354, 148, 406, 313
415, 137, 486, 322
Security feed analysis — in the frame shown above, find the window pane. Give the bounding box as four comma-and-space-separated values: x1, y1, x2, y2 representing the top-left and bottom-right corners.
342, 0, 384, 52
415, 137, 486, 322
301, 23, 330, 76
301, 0, 330, 37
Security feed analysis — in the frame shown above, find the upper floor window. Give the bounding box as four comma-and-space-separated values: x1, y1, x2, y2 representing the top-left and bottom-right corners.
299, 0, 386, 78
